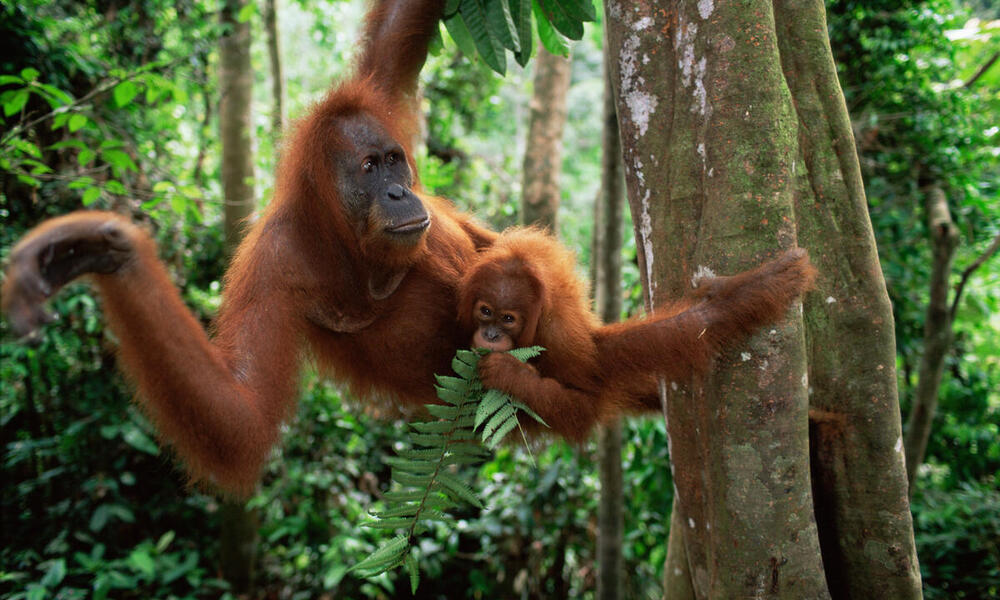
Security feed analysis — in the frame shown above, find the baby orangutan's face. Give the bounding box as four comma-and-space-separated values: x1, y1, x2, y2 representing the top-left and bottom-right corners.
471, 299, 524, 352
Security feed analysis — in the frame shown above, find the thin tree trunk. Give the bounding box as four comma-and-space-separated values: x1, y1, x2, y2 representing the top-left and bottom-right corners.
218, 0, 258, 592
521, 44, 571, 231
264, 0, 285, 136
903, 184, 958, 495
605, 0, 921, 597
594, 41, 626, 600
220, 0, 256, 251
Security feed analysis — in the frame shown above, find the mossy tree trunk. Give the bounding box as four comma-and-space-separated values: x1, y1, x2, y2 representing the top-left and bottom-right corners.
604, 0, 922, 598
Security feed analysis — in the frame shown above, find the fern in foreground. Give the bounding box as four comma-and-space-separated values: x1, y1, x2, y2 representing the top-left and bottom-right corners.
352, 347, 546, 592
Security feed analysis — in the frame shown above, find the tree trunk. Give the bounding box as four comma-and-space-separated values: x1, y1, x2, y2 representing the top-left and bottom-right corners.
903, 184, 958, 495
264, 0, 285, 137
594, 42, 626, 600
521, 44, 571, 231
773, 2, 922, 596
220, 0, 256, 251
218, 0, 259, 592
604, 0, 921, 598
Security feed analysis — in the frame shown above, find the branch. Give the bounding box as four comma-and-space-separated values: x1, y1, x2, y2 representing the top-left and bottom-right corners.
1, 39, 216, 148
950, 231, 1000, 321
964, 51, 1000, 89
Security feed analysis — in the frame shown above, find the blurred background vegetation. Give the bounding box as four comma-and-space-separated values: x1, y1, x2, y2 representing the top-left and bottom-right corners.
0, 0, 996, 598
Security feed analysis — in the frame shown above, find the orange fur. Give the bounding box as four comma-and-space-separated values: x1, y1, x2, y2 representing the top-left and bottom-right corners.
460, 229, 818, 442
1, 0, 497, 495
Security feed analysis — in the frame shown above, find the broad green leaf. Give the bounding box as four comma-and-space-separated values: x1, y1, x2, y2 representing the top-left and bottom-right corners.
90, 505, 111, 532
486, 0, 521, 52
512, 0, 534, 66
68, 113, 88, 132
113, 81, 140, 107
237, 2, 256, 23
460, 0, 506, 75
40, 558, 67, 588
128, 548, 156, 578
103, 149, 138, 173
123, 426, 160, 455
68, 176, 94, 190
4, 89, 29, 117
20, 67, 40, 81
533, 0, 570, 56
538, 0, 583, 39
555, 0, 596, 22
52, 111, 69, 130
77, 148, 96, 166
105, 179, 127, 195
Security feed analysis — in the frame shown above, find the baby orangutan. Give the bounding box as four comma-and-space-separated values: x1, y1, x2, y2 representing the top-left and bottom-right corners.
457, 229, 817, 442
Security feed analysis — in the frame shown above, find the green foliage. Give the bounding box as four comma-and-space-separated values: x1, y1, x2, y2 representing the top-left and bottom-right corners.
827, 0, 1000, 487
913, 481, 1000, 599
442, 0, 596, 74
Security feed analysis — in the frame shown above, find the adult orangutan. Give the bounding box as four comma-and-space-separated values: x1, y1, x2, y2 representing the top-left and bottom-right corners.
1, 0, 497, 494
458, 228, 817, 442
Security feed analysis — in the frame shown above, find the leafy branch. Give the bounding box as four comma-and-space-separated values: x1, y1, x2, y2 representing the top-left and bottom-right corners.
353, 347, 547, 592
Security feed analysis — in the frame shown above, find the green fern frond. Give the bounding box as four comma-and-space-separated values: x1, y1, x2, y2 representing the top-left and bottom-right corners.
434, 374, 469, 392
383, 456, 438, 474
355, 345, 549, 589
405, 553, 419, 594
507, 345, 544, 362
510, 400, 548, 427
353, 535, 409, 574
410, 420, 459, 435
485, 412, 520, 449
436, 472, 485, 509
481, 403, 517, 439
425, 404, 462, 419
475, 388, 509, 428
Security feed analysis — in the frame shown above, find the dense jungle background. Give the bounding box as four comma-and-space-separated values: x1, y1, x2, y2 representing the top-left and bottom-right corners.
0, 0, 997, 598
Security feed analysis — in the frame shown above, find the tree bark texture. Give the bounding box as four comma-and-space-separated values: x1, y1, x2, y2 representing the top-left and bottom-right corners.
220, 0, 256, 254
521, 44, 572, 231
903, 184, 958, 495
218, 0, 259, 591
264, 0, 285, 136
773, 2, 922, 596
594, 44, 626, 600
604, 1, 921, 598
